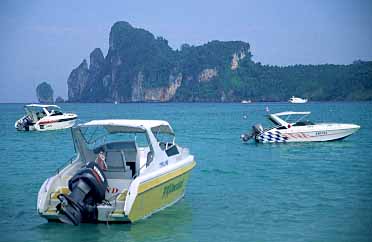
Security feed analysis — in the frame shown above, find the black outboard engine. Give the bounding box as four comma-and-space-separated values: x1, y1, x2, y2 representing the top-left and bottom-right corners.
16, 116, 33, 131
56, 162, 108, 225
240, 123, 264, 142
240, 133, 251, 142
252, 123, 264, 135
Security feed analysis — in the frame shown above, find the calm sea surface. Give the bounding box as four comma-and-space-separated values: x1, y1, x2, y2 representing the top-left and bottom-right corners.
0, 102, 371, 242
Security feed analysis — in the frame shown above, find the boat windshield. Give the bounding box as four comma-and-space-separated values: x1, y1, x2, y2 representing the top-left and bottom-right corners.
45, 107, 63, 116
267, 112, 315, 129
268, 115, 282, 126
292, 121, 315, 126
151, 127, 179, 156
277, 114, 310, 124
24, 106, 63, 120
24, 106, 46, 121
79, 126, 150, 150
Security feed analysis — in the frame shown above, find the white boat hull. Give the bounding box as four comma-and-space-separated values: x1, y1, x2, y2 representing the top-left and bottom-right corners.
15, 114, 77, 131
289, 100, 307, 104
256, 124, 360, 143
37, 157, 195, 223
289, 96, 308, 103
33, 118, 76, 131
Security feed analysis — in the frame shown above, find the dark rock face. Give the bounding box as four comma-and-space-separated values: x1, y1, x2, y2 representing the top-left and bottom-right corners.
67, 60, 89, 102
36, 82, 54, 103
67, 21, 251, 102
89, 48, 105, 72
55, 96, 65, 103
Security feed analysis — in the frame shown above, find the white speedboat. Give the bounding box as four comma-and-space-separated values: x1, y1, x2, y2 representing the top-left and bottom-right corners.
15, 104, 77, 131
37, 119, 196, 225
289, 96, 308, 103
241, 111, 360, 143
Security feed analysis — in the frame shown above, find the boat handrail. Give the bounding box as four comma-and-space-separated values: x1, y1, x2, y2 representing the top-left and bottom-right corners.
127, 158, 150, 191
133, 162, 147, 179
55, 155, 76, 174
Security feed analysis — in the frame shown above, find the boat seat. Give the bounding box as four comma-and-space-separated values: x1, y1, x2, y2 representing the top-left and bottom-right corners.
104, 151, 132, 179
93, 141, 139, 179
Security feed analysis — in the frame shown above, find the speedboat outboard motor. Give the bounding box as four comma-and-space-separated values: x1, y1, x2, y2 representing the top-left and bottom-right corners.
15, 116, 33, 131
240, 123, 264, 142
240, 133, 251, 142
56, 162, 108, 225
252, 123, 264, 135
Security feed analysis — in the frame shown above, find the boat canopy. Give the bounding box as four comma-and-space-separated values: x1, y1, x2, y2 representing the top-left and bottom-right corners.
79, 119, 174, 135
72, 119, 175, 165
25, 104, 60, 109
23, 104, 62, 121
272, 111, 311, 116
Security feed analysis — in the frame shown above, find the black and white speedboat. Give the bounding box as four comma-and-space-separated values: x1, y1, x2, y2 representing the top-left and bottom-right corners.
241, 111, 360, 143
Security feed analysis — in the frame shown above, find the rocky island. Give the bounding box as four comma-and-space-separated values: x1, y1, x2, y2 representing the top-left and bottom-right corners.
67, 21, 372, 102
36, 82, 54, 103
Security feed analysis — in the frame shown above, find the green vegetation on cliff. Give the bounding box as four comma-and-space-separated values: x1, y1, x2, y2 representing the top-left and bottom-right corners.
233, 60, 372, 101
67, 21, 372, 102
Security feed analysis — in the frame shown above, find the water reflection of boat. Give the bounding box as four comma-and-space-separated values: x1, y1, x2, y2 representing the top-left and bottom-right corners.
241, 111, 360, 143
37, 119, 196, 225
35, 200, 192, 240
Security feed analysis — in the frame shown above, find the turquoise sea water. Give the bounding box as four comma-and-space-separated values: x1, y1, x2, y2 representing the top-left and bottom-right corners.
0, 102, 371, 242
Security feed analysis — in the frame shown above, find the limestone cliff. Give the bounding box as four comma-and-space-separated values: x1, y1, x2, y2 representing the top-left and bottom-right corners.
231, 51, 247, 70
67, 21, 252, 102
144, 73, 182, 102
67, 60, 89, 102
198, 68, 218, 82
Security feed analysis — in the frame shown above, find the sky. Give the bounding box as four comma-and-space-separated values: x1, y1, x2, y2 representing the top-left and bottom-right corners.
0, 0, 371, 102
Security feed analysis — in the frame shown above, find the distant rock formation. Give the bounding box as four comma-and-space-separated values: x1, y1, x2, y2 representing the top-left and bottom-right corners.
36, 82, 54, 103
55, 96, 65, 103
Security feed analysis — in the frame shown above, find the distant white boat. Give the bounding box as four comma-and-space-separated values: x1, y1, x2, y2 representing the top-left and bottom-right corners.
241, 100, 252, 104
289, 96, 307, 103
114, 101, 118, 104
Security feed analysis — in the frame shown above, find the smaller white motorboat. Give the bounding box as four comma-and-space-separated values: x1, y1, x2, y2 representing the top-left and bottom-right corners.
289, 96, 308, 103
241, 111, 360, 143
15, 104, 77, 131
241, 100, 252, 104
